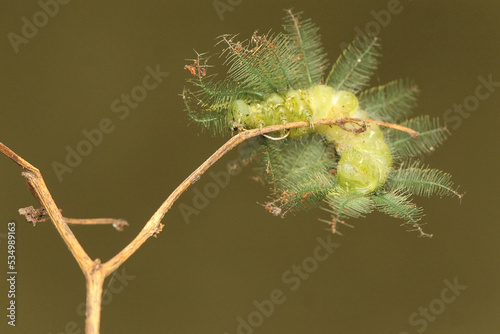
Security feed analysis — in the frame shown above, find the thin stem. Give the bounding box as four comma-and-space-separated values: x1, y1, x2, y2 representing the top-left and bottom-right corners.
64, 218, 129, 231
85, 262, 105, 334
21, 170, 93, 272
363, 119, 420, 138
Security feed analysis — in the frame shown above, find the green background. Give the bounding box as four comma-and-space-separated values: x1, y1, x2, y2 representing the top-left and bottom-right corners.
1, 0, 499, 333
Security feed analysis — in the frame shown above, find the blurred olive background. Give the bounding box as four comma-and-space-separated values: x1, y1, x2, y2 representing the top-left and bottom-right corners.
1, 1, 499, 333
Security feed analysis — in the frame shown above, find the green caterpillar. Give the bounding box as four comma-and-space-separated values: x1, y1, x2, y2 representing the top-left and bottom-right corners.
183, 10, 460, 234
228, 86, 392, 194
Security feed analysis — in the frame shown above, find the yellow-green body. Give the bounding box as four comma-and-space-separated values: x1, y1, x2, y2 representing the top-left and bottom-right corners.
228, 85, 393, 194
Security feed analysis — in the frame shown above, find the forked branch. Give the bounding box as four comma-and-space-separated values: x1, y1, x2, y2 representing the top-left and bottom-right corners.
0, 117, 418, 334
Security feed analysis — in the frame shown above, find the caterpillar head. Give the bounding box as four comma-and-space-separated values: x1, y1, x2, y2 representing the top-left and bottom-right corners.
332, 90, 359, 115
311, 85, 359, 120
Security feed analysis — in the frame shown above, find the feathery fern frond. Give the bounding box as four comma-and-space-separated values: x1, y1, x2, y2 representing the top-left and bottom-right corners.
183, 84, 258, 135
188, 76, 264, 106
359, 79, 419, 122
386, 161, 462, 199
183, 51, 266, 135
182, 87, 228, 135
218, 31, 308, 94
324, 188, 374, 221
259, 135, 337, 215
387, 116, 449, 158
282, 10, 329, 87
373, 191, 424, 224
326, 35, 381, 94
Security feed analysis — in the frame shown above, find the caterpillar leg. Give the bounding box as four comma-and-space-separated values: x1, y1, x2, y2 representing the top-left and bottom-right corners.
304, 109, 314, 129
263, 130, 290, 141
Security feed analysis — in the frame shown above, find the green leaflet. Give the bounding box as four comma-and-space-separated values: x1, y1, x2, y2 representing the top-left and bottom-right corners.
218, 32, 297, 94
325, 189, 374, 221
386, 161, 462, 199
183, 83, 253, 135
373, 191, 424, 225
326, 35, 381, 94
282, 10, 329, 87
372, 191, 433, 237
387, 116, 450, 158
359, 79, 420, 122
259, 135, 337, 215
183, 52, 266, 135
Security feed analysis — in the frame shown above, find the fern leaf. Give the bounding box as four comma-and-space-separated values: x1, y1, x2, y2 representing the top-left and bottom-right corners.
326, 35, 380, 94
250, 32, 304, 90
373, 191, 424, 224
218, 32, 304, 94
324, 188, 374, 221
183, 81, 259, 135
386, 162, 462, 199
359, 79, 419, 122
188, 76, 264, 106
182, 87, 228, 135
259, 135, 337, 215
183, 51, 266, 135
387, 116, 449, 158
282, 10, 329, 87
259, 141, 284, 195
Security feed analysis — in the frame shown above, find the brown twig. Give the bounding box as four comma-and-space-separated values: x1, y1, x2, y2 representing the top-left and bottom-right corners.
64, 218, 129, 231
363, 119, 420, 138
1, 142, 99, 331
18, 205, 128, 230
0, 117, 418, 334
0, 144, 93, 272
